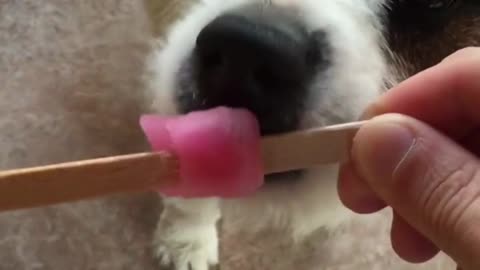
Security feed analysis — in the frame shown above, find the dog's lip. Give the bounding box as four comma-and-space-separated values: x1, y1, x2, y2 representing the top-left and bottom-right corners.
265, 169, 303, 180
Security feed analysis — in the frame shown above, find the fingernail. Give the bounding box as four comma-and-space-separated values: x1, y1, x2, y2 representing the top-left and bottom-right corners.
352, 115, 416, 187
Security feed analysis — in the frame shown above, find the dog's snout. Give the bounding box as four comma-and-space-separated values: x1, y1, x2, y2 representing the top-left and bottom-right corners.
182, 8, 326, 135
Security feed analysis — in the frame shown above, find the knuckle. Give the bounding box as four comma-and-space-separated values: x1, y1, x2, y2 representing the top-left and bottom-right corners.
422, 159, 480, 237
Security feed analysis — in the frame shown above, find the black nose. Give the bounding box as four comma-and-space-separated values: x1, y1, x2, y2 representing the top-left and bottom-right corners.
189, 10, 323, 134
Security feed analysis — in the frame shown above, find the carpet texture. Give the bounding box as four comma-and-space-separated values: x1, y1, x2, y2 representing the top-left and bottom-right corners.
0, 1, 457, 269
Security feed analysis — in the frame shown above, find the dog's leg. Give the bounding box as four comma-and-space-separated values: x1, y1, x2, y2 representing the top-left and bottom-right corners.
153, 197, 220, 270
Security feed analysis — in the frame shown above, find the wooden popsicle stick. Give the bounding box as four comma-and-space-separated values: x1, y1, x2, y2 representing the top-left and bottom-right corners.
0, 152, 178, 212
261, 121, 365, 174
0, 121, 364, 212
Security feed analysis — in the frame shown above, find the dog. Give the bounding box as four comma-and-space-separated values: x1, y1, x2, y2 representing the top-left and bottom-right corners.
143, 1, 480, 269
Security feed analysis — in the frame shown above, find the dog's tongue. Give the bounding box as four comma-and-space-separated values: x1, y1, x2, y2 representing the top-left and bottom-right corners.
140, 107, 264, 198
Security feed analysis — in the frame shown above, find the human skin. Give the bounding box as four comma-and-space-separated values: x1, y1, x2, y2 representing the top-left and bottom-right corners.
337, 47, 480, 270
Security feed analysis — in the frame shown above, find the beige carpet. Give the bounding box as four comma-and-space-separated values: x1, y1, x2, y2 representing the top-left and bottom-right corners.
0, 1, 457, 269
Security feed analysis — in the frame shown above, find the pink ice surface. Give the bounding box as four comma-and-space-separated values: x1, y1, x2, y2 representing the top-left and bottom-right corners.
140, 107, 264, 198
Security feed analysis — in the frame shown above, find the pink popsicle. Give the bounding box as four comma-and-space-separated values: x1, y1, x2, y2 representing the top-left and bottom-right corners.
140, 107, 264, 198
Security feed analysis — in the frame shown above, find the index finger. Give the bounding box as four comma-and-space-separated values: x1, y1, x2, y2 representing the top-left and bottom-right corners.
366, 48, 480, 139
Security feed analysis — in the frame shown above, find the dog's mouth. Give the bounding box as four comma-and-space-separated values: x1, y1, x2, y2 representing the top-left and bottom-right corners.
174, 4, 324, 183
266, 169, 304, 182
176, 105, 304, 182
256, 118, 305, 182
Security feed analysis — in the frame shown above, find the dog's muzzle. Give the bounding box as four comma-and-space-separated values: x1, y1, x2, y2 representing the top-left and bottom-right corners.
178, 5, 327, 136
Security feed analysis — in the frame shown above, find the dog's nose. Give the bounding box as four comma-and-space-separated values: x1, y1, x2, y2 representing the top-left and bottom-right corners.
190, 9, 323, 134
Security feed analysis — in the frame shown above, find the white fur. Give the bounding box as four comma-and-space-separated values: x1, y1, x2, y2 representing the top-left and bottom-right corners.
153, 198, 220, 270
145, 1, 393, 269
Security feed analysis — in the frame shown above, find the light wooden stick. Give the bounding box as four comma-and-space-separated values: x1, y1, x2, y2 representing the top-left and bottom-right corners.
262, 121, 365, 174
0, 121, 364, 212
0, 152, 178, 212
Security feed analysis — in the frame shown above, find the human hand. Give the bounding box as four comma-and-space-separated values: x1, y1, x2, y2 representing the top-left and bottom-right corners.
337, 47, 480, 270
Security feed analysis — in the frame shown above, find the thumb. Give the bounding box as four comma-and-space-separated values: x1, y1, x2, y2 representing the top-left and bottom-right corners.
351, 114, 480, 269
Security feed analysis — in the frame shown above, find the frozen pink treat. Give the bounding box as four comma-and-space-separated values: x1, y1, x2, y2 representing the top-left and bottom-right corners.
140, 107, 264, 198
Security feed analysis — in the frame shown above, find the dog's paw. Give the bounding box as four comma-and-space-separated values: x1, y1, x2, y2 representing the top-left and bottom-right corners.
153, 225, 219, 270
